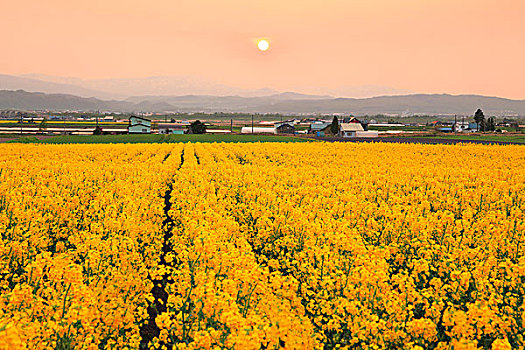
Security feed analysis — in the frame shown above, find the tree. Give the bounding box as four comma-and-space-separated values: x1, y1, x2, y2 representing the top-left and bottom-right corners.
93, 116, 103, 135
93, 125, 103, 135
330, 116, 339, 135
474, 109, 485, 132
189, 120, 206, 134
38, 117, 48, 133
486, 117, 496, 132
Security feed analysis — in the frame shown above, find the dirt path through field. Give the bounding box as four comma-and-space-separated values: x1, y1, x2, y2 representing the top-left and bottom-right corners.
139, 148, 185, 350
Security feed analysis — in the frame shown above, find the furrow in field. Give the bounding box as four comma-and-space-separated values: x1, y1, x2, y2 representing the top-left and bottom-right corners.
149, 143, 317, 349
140, 147, 186, 349
0, 144, 182, 349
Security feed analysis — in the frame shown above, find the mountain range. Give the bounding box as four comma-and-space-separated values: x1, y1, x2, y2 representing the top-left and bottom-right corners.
1, 73, 524, 115
1, 89, 525, 116
1, 74, 407, 100
1, 74, 281, 100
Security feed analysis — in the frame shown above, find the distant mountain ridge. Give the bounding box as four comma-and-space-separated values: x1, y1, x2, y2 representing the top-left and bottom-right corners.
2, 73, 411, 99
1, 89, 525, 115
0, 74, 119, 100
4, 74, 282, 99
260, 94, 525, 115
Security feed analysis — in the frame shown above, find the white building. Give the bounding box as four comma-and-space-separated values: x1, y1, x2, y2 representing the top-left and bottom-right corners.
453, 122, 470, 132
241, 127, 276, 134
339, 123, 364, 137
207, 129, 232, 134
339, 123, 378, 138
157, 123, 186, 135
355, 131, 379, 137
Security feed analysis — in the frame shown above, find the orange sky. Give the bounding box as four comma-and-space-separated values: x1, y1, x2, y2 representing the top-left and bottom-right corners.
1, 0, 524, 98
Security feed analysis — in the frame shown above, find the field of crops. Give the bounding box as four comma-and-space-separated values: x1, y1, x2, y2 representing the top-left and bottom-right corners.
1, 142, 524, 350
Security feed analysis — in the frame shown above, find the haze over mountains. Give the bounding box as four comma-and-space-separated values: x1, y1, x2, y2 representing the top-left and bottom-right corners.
1, 74, 524, 115
1, 74, 279, 100
2, 89, 525, 116
1, 74, 406, 100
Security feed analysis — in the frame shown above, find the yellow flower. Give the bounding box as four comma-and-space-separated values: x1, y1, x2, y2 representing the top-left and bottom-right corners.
1, 142, 524, 349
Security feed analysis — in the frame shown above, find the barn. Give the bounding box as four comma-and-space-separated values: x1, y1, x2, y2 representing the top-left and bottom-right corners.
128, 116, 151, 134
274, 122, 295, 134
339, 123, 364, 137
157, 123, 186, 135
309, 122, 332, 136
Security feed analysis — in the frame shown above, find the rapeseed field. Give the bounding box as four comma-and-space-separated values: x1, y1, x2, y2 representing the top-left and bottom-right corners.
1, 143, 523, 350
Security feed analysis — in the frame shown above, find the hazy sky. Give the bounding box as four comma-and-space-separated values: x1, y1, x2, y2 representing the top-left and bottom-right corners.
2, 0, 524, 98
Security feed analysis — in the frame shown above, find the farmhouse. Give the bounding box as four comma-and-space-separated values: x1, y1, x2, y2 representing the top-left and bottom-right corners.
453, 121, 470, 132
157, 123, 186, 135
274, 121, 295, 134
339, 123, 379, 138
128, 116, 151, 134
342, 116, 362, 124
468, 122, 479, 131
308, 122, 332, 136
339, 122, 364, 137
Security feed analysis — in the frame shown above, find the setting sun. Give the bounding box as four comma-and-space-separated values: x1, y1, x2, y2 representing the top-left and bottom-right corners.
257, 39, 270, 52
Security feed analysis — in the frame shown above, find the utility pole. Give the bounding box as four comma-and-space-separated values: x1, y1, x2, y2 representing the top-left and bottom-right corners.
19, 113, 22, 136
454, 114, 457, 134
230, 119, 233, 133
63, 114, 66, 135
251, 114, 254, 134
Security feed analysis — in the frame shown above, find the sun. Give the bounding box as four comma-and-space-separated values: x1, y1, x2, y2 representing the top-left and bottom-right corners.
257, 39, 270, 51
